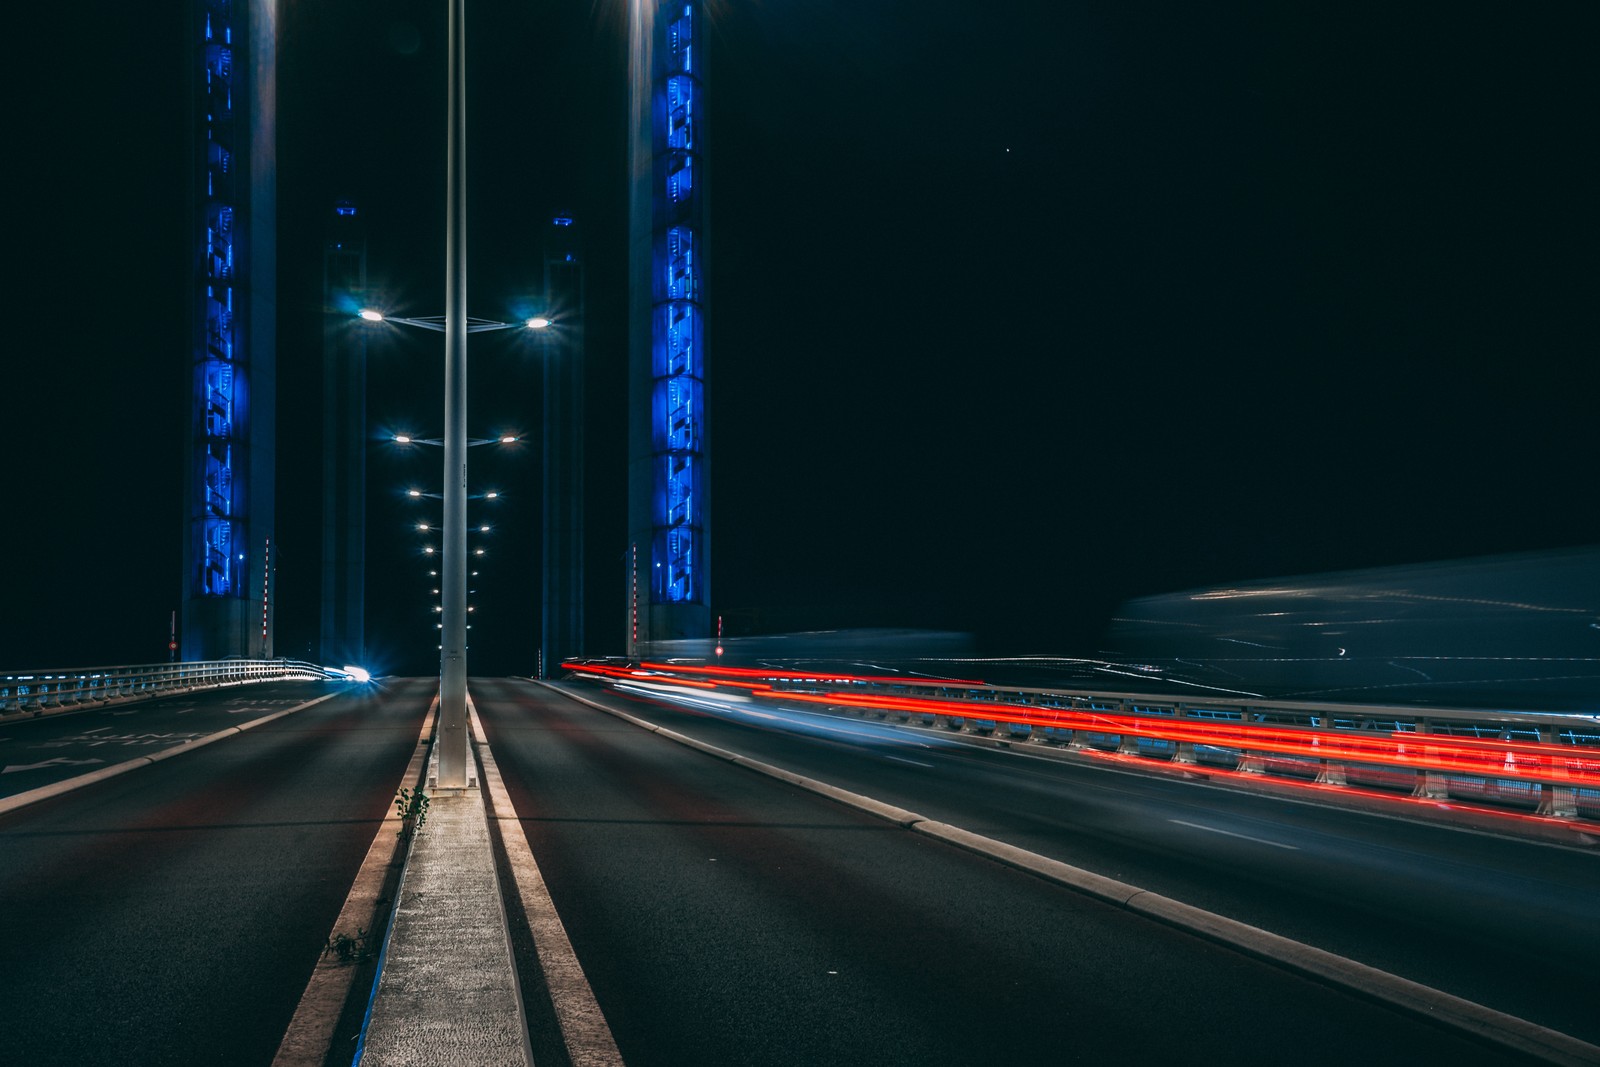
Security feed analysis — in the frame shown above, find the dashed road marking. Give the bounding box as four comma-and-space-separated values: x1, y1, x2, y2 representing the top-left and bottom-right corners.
1170, 818, 1299, 850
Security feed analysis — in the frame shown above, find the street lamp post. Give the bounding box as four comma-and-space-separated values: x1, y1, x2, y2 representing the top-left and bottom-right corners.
439, 0, 471, 788
358, 0, 548, 789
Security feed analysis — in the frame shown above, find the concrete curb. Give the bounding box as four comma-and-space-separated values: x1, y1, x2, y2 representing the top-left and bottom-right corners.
551, 681, 1600, 1067
0, 691, 342, 818
271, 698, 438, 1067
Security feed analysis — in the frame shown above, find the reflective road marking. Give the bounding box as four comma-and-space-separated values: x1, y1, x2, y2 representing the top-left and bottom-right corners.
1170, 818, 1300, 850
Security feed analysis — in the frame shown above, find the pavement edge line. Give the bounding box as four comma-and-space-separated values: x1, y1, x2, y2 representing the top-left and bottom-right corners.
0, 691, 343, 818
272, 695, 436, 1067
464, 694, 539, 1067
550, 681, 1600, 1067
471, 697, 625, 1067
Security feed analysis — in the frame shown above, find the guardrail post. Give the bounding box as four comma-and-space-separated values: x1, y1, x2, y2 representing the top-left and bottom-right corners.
1315, 719, 1347, 786
1535, 724, 1578, 818
1235, 711, 1265, 773
1113, 710, 1139, 758
1410, 719, 1449, 799
1171, 706, 1196, 765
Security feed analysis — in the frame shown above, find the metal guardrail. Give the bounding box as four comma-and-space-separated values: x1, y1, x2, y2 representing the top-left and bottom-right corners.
0, 659, 341, 716
566, 660, 1600, 820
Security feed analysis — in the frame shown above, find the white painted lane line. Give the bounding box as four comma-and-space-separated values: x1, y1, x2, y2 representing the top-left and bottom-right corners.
884, 755, 933, 768
473, 695, 624, 1067
1170, 818, 1299, 850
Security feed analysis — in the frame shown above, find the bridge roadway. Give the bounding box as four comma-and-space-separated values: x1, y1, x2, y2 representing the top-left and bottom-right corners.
512, 678, 1600, 1049
0, 675, 1592, 1064
472, 678, 1592, 1065
0, 678, 428, 1065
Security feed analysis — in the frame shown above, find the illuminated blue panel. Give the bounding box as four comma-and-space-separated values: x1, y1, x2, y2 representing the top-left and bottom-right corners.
194, 0, 242, 600
666, 77, 694, 149
666, 151, 693, 206
667, 6, 693, 74
651, 375, 702, 454
665, 226, 697, 300
652, 301, 701, 378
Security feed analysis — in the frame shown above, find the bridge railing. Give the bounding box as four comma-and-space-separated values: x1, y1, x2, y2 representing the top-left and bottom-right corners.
565, 659, 1600, 821
0, 659, 341, 716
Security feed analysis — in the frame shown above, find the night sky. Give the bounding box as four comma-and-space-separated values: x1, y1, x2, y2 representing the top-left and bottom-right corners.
7, 1, 1596, 674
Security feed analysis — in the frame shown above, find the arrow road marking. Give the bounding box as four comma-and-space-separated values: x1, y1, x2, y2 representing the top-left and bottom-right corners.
3, 757, 108, 775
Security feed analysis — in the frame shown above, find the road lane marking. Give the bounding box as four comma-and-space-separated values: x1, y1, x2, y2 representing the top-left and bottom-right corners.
2, 757, 107, 775
884, 755, 933, 768
472, 696, 624, 1067
1170, 818, 1300, 850
0, 691, 342, 817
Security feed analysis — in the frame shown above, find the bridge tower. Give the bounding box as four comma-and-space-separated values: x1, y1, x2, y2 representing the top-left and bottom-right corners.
627, 0, 711, 655
540, 214, 586, 677
182, 0, 276, 661
321, 201, 367, 668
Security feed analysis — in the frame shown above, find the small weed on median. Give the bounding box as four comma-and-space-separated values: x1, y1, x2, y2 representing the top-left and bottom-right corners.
323, 927, 375, 964
395, 787, 429, 840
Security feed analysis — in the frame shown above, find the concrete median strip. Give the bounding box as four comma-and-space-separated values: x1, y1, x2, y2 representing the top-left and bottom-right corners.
553, 681, 1600, 1067
0, 691, 342, 818
357, 726, 534, 1067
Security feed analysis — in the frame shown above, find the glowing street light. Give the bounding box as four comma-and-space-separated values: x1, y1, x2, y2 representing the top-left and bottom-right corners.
391, 430, 520, 448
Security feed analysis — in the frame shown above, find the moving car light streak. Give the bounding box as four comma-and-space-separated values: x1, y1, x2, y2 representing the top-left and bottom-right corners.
614, 680, 961, 751
565, 661, 1600, 794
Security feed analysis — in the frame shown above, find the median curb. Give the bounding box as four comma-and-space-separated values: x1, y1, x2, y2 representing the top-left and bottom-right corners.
549, 680, 1600, 1067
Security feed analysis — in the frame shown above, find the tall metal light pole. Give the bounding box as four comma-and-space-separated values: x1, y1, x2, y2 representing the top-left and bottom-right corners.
439, 0, 470, 789
359, 0, 545, 785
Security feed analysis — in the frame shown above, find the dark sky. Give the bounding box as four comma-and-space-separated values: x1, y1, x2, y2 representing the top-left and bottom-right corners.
6, 1, 1597, 673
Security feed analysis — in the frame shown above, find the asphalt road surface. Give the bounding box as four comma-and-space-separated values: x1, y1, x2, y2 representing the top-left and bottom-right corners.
534, 677, 1600, 1045
0, 677, 432, 1067
474, 677, 1561, 1066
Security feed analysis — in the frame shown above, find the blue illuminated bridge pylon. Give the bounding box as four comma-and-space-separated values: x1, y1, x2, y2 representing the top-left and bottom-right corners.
628, 0, 710, 653
183, 0, 276, 661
